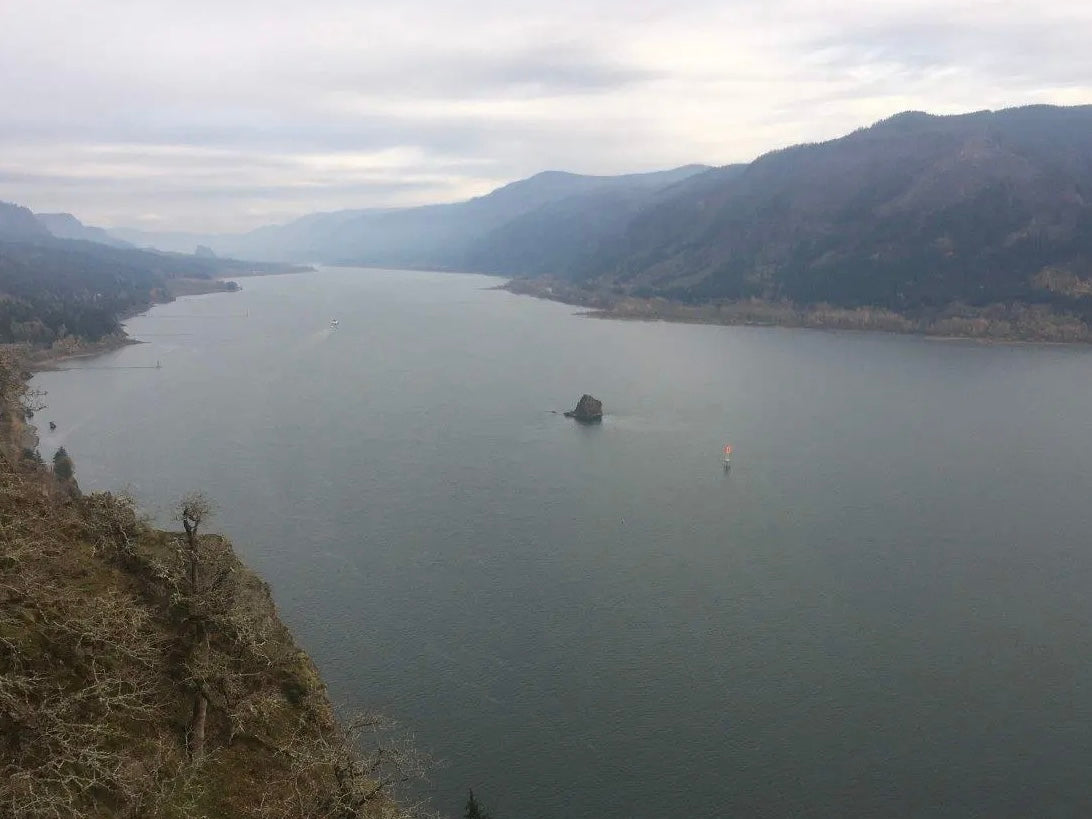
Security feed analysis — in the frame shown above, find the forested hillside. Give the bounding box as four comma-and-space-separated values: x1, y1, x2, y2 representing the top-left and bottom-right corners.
580, 105, 1092, 314
460, 165, 742, 278
0, 203, 306, 345
0, 240, 168, 342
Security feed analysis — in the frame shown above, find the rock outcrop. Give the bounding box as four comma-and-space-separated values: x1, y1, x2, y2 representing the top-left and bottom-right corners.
564, 394, 603, 422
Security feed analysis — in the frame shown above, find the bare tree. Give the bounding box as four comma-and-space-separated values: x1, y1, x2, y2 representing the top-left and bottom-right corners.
178, 491, 213, 593
174, 491, 224, 763
248, 708, 435, 819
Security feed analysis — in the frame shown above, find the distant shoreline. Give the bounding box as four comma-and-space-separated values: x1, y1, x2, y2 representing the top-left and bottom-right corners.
20, 272, 269, 372
24, 265, 319, 372
502, 278, 1092, 345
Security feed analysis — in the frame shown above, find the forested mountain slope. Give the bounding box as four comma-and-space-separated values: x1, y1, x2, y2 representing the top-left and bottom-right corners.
0, 202, 306, 344
460, 165, 741, 278
582, 105, 1092, 316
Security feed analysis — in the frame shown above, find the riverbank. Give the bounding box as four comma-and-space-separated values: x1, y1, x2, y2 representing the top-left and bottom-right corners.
164, 274, 242, 297
503, 277, 1092, 344
12, 273, 257, 372
19, 334, 140, 371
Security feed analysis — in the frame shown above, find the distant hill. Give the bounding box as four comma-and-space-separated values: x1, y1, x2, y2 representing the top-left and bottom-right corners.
317, 165, 713, 271
463, 165, 743, 278
579, 105, 1092, 318
0, 239, 169, 342
0, 205, 307, 344
111, 166, 713, 266
0, 202, 52, 241
220, 208, 386, 262
36, 212, 135, 248
107, 226, 227, 254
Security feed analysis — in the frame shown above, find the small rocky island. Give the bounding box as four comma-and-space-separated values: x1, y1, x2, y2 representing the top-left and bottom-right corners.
564, 394, 604, 422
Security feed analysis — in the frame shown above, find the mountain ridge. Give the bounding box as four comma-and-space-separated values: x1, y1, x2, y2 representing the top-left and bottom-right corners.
36, 211, 136, 248
107, 165, 714, 264
0, 201, 53, 241
585, 104, 1092, 312
40, 103, 1092, 341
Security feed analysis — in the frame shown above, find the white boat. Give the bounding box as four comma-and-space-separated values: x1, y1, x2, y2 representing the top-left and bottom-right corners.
330, 319, 339, 327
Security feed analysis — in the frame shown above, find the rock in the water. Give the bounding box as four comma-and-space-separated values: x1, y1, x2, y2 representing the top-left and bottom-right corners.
564, 394, 603, 422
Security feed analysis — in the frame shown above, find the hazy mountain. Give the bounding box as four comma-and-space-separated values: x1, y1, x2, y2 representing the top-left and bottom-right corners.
108, 166, 712, 265
579, 105, 1092, 316
316, 165, 713, 270
463, 165, 743, 278
218, 208, 385, 261
0, 202, 52, 241
36, 212, 135, 248
106, 226, 225, 254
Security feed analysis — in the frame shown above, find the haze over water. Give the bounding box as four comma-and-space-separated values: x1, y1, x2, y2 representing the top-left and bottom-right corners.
33, 267, 1092, 817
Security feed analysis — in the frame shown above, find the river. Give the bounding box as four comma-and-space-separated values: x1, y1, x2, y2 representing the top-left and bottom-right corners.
32, 266, 1092, 817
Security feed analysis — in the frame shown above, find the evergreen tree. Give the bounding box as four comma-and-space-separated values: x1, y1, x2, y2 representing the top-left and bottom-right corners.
52, 446, 74, 482
465, 789, 493, 819
465, 790, 482, 819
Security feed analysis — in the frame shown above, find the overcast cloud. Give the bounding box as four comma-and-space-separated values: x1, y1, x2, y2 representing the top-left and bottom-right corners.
1, 0, 1090, 232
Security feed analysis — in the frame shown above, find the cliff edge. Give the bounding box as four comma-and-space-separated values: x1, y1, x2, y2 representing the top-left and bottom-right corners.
0, 351, 423, 818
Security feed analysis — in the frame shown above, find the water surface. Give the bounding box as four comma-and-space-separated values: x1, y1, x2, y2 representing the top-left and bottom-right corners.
33, 267, 1092, 817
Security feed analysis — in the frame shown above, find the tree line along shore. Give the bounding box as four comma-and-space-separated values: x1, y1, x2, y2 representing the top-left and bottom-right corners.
504, 278, 1092, 343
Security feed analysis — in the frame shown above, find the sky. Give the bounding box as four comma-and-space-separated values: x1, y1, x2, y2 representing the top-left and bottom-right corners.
1, 0, 1090, 233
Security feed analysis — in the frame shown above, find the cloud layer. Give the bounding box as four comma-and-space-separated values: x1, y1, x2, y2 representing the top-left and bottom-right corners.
2, 0, 1090, 231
